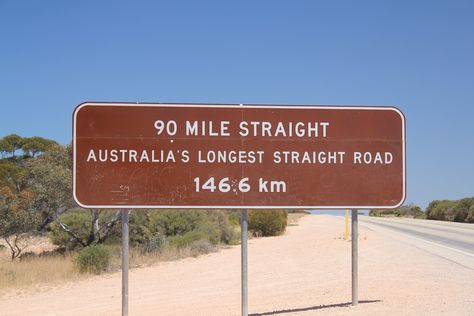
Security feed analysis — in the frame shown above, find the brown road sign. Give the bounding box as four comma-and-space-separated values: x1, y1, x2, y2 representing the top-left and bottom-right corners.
73, 102, 406, 209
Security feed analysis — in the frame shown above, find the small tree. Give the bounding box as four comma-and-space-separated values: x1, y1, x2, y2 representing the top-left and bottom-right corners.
0, 159, 26, 191
0, 187, 38, 260
21, 137, 57, 157
50, 209, 122, 250
0, 138, 10, 158
25, 144, 74, 230
0, 134, 23, 157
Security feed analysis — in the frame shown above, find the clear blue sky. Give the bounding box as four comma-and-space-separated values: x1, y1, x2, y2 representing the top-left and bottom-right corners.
1, 1, 473, 209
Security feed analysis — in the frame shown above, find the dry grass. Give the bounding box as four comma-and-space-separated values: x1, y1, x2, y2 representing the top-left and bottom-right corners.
0, 241, 218, 294
109, 243, 218, 270
0, 212, 303, 294
0, 250, 81, 292
0, 236, 81, 292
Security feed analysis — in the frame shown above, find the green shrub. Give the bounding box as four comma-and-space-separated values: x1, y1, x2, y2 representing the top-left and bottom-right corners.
426, 200, 458, 221
195, 220, 220, 245
142, 232, 168, 253
208, 211, 233, 244
146, 210, 233, 245
226, 210, 241, 226
189, 239, 216, 256
369, 210, 387, 217
129, 211, 153, 247
228, 226, 242, 245
168, 230, 208, 248
76, 245, 111, 274
414, 212, 426, 219
453, 198, 474, 222
248, 210, 287, 237
108, 210, 237, 251
149, 211, 204, 236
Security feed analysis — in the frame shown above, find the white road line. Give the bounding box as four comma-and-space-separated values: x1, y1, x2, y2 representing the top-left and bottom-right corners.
360, 219, 474, 258
399, 233, 474, 258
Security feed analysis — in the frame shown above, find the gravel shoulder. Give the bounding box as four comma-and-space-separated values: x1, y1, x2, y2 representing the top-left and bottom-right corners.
0, 215, 473, 316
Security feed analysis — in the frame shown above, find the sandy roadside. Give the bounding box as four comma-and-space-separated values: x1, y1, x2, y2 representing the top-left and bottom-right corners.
0, 215, 473, 316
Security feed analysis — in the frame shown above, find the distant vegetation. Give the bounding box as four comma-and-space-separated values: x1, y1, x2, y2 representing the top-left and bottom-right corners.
369, 204, 425, 219
0, 134, 289, 288
370, 198, 474, 223
425, 198, 474, 223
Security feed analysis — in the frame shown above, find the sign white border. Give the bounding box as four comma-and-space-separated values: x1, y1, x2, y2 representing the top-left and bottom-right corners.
73, 102, 406, 210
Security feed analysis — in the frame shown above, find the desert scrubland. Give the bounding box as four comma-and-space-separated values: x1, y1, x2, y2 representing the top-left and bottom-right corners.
0, 214, 473, 315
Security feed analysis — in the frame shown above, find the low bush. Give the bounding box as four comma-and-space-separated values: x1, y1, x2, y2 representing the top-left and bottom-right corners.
248, 210, 287, 237
76, 245, 111, 274
168, 230, 208, 248
226, 210, 241, 226
205, 211, 232, 244
189, 239, 216, 256
129, 211, 153, 247
228, 225, 241, 245
131, 210, 235, 246
142, 232, 168, 253
148, 211, 204, 236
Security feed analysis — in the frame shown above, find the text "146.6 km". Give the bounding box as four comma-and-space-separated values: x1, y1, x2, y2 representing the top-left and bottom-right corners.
193, 177, 287, 193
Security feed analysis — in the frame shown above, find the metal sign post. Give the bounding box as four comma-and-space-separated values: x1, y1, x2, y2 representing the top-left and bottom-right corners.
345, 209, 349, 240
241, 210, 248, 316
122, 210, 129, 316
351, 209, 358, 306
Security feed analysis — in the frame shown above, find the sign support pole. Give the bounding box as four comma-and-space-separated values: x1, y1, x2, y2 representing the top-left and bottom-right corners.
345, 209, 349, 240
351, 209, 358, 306
241, 209, 248, 316
122, 210, 129, 316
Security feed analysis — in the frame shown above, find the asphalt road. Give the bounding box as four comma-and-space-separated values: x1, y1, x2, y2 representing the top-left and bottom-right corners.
359, 216, 474, 269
